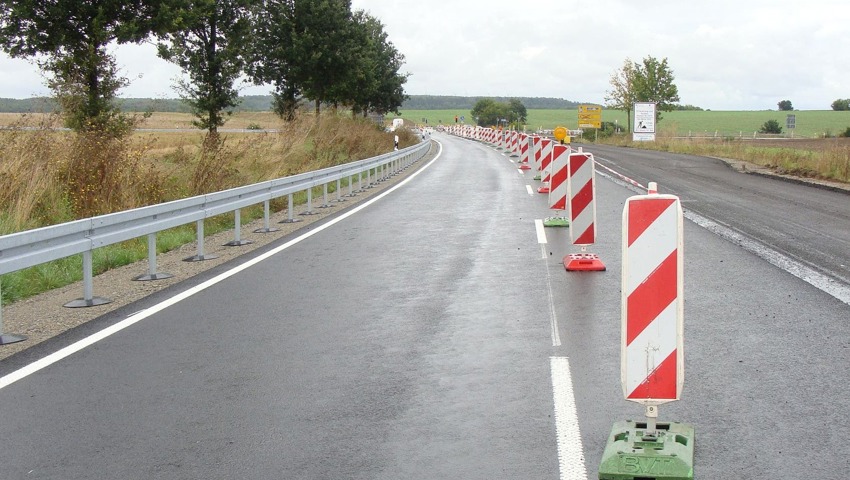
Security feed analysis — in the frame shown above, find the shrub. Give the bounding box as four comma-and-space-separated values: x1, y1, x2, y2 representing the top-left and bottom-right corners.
759, 119, 783, 134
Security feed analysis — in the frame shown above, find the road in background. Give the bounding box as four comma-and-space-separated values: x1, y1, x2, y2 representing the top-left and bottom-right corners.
0, 135, 848, 478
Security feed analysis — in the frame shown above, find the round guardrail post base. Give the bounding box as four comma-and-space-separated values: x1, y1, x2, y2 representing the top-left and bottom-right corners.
132, 272, 174, 281
253, 227, 280, 234
64, 297, 112, 308
223, 239, 253, 247
183, 254, 219, 262
299, 211, 319, 216
279, 218, 303, 224
317, 204, 333, 209
0, 334, 27, 345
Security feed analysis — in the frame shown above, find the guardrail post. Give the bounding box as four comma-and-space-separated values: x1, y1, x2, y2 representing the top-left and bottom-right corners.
355, 171, 364, 193
133, 233, 173, 281
0, 280, 27, 345
184, 219, 219, 262
279, 193, 302, 224
318, 183, 332, 209
224, 209, 252, 246
64, 250, 112, 307
254, 200, 280, 233
300, 188, 318, 216
365, 168, 373, 189
334, 178, 347, 203
345, 174, 357, 197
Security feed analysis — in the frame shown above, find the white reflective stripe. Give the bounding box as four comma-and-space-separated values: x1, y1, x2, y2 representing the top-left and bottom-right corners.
571, 206, 595, 243
623, 298, 679, 397
626, 201, 679, 294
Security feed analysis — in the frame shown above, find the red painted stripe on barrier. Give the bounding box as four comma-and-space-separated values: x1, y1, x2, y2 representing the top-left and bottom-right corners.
627, 198, 676, 247
626, 250, 678, 344
570, 152, 590, 176
571, 181, 594, 217
575, 224, 595, 245
627, 349, 678, 399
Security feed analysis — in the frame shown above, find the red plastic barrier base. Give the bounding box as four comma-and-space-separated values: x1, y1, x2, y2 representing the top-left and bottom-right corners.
563, 253, 606, 271
537, 185, 550, 193
519, 163, 532, 170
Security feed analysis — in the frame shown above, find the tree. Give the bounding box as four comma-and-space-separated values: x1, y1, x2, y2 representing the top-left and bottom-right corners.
0, 0, 171, 133
632, 56, 680, 124
508, 99, 527, 126
346, 10, 407, 117
604, 58, 638, 132
289, 0, 357, 115
777, 100, 793, 111
471, 98, 509, 127
759, 119, 783, 134
831, 99, 850, 111
157, 0, 252, 134
246, 0, 300, 120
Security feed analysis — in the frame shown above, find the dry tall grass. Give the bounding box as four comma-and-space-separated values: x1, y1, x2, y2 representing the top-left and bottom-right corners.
0, 112, 411, 235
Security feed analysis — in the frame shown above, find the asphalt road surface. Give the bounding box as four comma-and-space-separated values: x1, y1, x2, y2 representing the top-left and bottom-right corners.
1, 133, 849, 479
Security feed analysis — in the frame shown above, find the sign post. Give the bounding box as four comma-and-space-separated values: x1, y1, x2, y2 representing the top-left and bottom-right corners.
599, 182, 695, 479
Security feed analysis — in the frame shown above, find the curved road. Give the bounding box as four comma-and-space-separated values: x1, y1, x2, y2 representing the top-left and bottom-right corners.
0, 134, 848, 478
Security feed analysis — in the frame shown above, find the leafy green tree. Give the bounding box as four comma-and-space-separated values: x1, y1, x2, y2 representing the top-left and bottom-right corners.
246, 0, 300, 120
508, 98, 527, 126
0, 0, 171, 133
777, 100, 793, 111
157, 0, 252, 133
604, 58, 638, 132
759, 119, 783, 134
831, 99, 850, 111
344, 10, 407, 117
471, 98, 509, 127
290, 0, 357, 114
632, 56, 680, 124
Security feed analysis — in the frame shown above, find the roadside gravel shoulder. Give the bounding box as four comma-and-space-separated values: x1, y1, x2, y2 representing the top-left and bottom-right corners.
0, 140, 439, 362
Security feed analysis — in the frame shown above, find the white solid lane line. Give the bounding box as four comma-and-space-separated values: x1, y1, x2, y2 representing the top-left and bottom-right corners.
535, 219, 547, 244
551, 356, 588, 480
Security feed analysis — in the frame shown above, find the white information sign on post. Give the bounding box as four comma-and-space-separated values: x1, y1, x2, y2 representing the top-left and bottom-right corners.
633, 102, 657, 142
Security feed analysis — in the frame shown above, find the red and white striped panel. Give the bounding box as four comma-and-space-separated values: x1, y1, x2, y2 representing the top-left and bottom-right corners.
548, 144, 569, 210
518, 134, 531, 168
621, 193, 684, 405
539, 138, 553, 182
567, 151, 597, 245
511, 131, 519, 155
531, 136, 541, 171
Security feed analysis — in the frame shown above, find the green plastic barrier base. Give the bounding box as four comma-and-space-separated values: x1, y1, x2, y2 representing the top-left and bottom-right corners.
533, 174, 542, 181
599, 420, 695, 480
543, 216, 570, 228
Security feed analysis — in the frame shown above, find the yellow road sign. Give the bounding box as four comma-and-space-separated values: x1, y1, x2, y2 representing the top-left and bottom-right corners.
578, 105, 602, 129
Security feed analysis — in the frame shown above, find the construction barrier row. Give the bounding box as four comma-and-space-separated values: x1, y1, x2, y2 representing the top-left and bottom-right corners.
445, 125, 695, 479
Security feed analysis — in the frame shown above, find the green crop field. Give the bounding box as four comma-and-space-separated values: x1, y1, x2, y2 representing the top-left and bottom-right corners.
397, 109, 850, 139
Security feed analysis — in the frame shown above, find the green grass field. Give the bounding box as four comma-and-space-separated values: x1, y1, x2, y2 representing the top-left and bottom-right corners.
397, 109, 850, 139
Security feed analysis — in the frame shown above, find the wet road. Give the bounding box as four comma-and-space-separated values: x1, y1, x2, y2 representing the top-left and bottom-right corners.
1, 133, 849, 478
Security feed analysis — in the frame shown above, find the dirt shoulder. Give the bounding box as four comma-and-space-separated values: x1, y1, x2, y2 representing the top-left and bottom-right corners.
0, 140, 439, 362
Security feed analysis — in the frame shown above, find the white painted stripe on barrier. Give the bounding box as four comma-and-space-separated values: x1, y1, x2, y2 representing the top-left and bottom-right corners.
535, 219, 547, 243
550, 356, 588, 480
623, 301, 679, 396
0, 143, 445, 391
626, 203, 679, 293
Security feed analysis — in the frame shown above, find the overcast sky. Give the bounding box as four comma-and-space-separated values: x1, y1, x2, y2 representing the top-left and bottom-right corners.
1, 0, 848, 110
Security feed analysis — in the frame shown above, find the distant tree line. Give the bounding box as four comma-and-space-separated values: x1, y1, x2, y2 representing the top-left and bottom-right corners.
401, 95, 580, 110
0, 0, 408, 135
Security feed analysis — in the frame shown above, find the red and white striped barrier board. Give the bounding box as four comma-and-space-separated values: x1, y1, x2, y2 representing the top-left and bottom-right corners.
621, 192, 684, 404
548, 144, 569, 210
537, 137, 553, 193
518, 134, 531, 170
511, 131, 519, 156
568, 151, 597, 245
564, 150, 605, 271
533, 136, 542, 171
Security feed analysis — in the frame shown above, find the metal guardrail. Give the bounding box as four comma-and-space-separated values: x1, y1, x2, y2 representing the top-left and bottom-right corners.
0, 140, 431, 343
